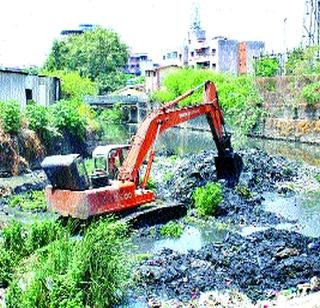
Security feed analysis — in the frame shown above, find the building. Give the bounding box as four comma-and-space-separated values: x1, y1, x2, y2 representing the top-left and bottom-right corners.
124, 53, 154, 76
161, 4, 265, 74
145, 65, 179, 93
61, 24, 98, 36
0, 67, 60, 108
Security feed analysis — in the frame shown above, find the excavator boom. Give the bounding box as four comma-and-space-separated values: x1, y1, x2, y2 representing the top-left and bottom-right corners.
119, 81, 243, 186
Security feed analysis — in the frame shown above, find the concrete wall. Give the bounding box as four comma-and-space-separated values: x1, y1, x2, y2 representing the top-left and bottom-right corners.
0, 71, 60, 108
218, 40, 238, 74
253, 77, 320, 144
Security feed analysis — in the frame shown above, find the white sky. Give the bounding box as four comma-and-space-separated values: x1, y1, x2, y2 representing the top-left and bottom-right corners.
0, 0, 305, 67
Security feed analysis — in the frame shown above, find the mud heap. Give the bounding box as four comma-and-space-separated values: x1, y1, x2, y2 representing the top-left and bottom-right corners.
136, 228, 320, 302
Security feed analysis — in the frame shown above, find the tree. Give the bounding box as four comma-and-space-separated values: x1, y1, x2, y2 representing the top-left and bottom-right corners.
44, 27, 129, 94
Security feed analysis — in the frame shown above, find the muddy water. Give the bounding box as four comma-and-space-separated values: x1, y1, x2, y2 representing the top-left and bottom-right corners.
104, 124, 320, 167
132, 224, 227, 254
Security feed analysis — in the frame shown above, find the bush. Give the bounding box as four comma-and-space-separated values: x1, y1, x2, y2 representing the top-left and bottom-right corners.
0, 100, 22, 134
49, 100, 87, 139
193, 182, 223, 216
254, 57, 279, 77
301, 81, 320, 105
98, 104, 123, 124
43, 70, 98, 100
5, 219, 131, 307
160, 221, 184, 238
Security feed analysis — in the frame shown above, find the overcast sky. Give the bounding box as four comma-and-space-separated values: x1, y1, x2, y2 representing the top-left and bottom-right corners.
0, 0, 305, 67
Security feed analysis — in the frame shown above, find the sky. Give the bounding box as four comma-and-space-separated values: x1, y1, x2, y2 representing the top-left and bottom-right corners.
0, 0, 305, 67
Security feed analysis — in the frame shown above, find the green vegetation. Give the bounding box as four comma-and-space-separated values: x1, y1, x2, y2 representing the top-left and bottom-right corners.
254, 57, 279, 77
193, 182, 223, 216
235, 184, 252, 199
315, 174, 320, 183
8, 191, 47, 211
145, 177, 156, 190
98, 104, 124, 124
160, 221, 184, 238
285, 48, 304, 75
163, 171, 174, 182
44, 27, 129, 94
0, 100, 22, 134
301, 81, 320, 105
44, 70, 98, 100
0, 220, 65, 286
50, 100, 88, 139
3, 218, 131, 307
151, 68, 262, 137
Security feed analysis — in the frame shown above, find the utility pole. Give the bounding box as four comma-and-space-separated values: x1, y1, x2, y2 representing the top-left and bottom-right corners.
302, 0, 320, 47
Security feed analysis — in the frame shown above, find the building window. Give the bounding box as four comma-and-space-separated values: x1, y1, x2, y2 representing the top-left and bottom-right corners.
25, 89, 33, 104
191, 51, 194, 57
212, 49, 216, 56
212, 63, 217, 70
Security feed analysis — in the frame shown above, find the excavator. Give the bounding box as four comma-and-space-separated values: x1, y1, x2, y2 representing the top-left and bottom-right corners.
41, 81, 243, 219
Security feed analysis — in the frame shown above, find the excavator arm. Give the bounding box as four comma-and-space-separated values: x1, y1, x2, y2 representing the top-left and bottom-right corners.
118, 81, 243, 187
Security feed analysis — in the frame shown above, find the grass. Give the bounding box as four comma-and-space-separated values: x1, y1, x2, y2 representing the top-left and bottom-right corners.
0, 219, 66, 287
8, 191, 47, 211
160, 221, 184, 238
3, 218, 131, 307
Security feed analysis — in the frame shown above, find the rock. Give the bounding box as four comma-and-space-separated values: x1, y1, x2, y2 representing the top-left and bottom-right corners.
274, 247, 300, 260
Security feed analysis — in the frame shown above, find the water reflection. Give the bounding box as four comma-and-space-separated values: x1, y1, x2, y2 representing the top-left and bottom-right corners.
263, 192, 320, 238
99, 124, 320, 167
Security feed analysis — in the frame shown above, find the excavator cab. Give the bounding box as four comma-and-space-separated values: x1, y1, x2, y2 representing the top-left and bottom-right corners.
91, 145, 130, 188
41, 154, 90, 191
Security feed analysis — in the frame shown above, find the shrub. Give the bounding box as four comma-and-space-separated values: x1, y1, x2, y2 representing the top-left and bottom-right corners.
301, 81, 320, 105
98, 104, 123, 124
43, 70, 98, 100
0, 100, 22, 134
49, 100, 87, 139
193, 182, 223, 216
24, 101, 54, 141
254, 57, 279, 77
160, 221, 184, 238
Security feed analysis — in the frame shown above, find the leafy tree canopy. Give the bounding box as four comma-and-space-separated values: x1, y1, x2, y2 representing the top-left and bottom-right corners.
44, 27, 129, 94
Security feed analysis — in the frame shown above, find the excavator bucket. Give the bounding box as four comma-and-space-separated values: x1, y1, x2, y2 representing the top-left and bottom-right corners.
214, 153, 243, 187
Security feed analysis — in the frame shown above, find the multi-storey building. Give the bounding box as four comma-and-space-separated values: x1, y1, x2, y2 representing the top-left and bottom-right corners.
162, 5, 265, 74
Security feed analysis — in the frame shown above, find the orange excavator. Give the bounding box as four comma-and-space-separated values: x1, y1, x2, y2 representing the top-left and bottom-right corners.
41, 81, 243, 219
